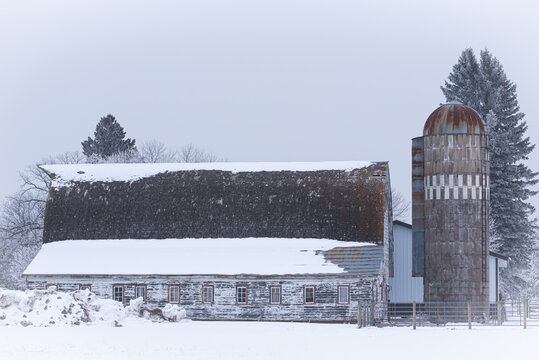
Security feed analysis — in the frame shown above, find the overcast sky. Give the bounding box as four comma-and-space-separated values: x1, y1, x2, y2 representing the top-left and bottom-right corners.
1, 0, 538, 219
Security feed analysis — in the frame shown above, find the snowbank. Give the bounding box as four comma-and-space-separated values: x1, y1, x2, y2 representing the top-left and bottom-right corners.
0, 288, 186, 327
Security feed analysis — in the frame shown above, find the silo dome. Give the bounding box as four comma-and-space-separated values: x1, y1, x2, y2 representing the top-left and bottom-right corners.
423, 102, 484, 136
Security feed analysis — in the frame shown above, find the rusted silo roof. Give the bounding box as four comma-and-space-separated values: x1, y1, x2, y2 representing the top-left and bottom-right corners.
423, 102, 484, 135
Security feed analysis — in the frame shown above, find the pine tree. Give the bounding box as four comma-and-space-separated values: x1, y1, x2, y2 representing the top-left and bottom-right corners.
441, 49, 538, 299
82, 115, 137, 159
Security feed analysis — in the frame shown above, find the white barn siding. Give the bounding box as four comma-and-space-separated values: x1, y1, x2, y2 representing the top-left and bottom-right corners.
389, 223, 424, 303
25, 276, 375, 322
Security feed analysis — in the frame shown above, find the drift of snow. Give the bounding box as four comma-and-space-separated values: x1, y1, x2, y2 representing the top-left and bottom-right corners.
0, 288, 186, 327
41, 161, 374, 186
23, 238, 378, 276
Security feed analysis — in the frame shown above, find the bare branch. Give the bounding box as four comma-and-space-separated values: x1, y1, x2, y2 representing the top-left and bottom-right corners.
392, 187, 410, 222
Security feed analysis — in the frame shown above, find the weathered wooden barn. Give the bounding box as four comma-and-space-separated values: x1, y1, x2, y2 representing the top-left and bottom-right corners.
24, 161, 393, 322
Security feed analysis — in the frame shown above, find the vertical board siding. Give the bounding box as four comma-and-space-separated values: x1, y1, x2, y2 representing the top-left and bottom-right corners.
27, 277, 375, 322
389, 224, 424, 303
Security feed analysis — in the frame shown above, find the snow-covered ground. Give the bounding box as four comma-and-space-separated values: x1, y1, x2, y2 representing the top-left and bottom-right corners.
1, 321, 537, 360
2, 288, 537, 359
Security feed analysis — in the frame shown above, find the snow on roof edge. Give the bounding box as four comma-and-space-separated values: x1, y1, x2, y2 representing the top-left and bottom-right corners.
41, 161, 381, 185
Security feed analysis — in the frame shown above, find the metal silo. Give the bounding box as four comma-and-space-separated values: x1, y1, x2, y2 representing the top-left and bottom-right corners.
412, 102, 489, 303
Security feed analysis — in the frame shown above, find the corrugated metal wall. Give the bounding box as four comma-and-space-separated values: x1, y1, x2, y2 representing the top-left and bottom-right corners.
389, 223, 424, 303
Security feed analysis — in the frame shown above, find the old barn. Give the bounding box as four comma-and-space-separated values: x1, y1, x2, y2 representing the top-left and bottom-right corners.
24, 161, 393, 322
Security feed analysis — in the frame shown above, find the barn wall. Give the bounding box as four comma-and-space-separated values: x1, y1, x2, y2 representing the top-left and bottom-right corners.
26, 276, 375, 322
43, 165, 388, 245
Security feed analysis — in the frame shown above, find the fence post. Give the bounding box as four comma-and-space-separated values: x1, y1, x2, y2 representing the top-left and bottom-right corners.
497, 301, 502, 326
523, 300, 527, 330
468, 300, 472, 330
358, 301, 362, 328
412, 301, 416, 330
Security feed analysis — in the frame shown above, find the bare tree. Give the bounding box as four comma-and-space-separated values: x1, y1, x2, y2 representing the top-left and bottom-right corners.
0, 152, 84, 289
392, 187, 410, 222
139, 141, 222, 163
139, 140, 178, 163
179, 143, 219, 163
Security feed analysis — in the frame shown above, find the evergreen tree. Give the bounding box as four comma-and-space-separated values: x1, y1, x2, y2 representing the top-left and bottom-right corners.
441, 48, 482, 110
82, 115, 137, 159
441, 49, 538, 299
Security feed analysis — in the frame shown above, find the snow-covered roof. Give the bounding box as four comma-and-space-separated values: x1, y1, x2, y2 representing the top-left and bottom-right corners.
23, 238, 383, 277
41, 161, 375, 186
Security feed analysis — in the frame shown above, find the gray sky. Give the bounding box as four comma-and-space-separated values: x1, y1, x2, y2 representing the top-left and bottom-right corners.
1, 0, 538, 219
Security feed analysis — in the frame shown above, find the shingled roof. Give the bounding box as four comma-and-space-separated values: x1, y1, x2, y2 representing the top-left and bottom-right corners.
41, 161, 391, 244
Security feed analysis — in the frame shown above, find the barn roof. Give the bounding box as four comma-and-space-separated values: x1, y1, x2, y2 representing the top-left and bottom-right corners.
23, 238, 383, 277
41, 161, 390, 244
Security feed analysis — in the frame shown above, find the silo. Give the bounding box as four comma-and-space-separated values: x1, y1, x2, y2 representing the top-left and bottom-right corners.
412, 102, 489, 303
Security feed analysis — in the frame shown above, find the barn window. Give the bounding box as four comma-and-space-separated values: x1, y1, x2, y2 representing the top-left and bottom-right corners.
270, 286, 281, 305
169, 285, 180, 304
135, 285, 147, 304
45, 284, 58, 291
113, 285, 125, 303
236, 286, 247, 305
79, 284, 92, 292
304, 286, 315, 304
338, 285, 350, 304
202, 285, 214, 304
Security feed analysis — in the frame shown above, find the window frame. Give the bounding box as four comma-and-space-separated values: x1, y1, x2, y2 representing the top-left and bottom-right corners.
303, 285, 315, 305
337, 285, 350, 305
168, 285, 180, 304
45, 284, 58, 291
202, 285, 214, 304
236, 286, 248, 305
79, 284, 92, 292
113, 285, 125, 304
134, 284, 148, 304
269, 285, 282, 305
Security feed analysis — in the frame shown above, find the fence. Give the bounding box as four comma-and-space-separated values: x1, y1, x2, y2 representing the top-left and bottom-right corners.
358, 300, 539, 328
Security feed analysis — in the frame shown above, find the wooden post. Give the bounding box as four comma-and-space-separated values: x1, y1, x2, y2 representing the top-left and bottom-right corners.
468, 300, 472, 330
412, 301, 416, 330
497, 301, 502, 326
357, 301, 361, 328
523, 300, 527, 330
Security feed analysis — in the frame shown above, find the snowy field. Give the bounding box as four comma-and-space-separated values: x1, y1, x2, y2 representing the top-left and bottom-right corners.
1, 289, 537, 359
1, 322, 537, 360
